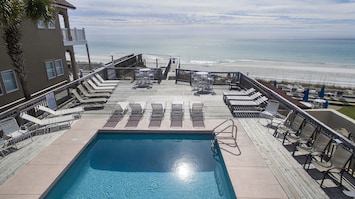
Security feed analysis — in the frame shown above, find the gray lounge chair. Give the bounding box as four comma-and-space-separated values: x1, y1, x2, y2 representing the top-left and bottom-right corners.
0, 117, 32, 148
82, 81, 113, 94
151, 102, 166, 119
171, 101, 184, 127
309, 144, 353, 187
129, 102, 146, 116
190, 101, 204, 120
77, 84, 111, 98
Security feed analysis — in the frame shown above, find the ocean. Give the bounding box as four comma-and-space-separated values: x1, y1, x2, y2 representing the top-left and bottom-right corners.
74, 35, 355, 88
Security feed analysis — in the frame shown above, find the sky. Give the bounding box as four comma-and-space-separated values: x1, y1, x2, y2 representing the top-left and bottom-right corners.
66, 0, 355, 39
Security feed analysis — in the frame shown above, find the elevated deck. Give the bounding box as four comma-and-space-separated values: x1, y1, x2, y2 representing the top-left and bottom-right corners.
0, 80, 352, 198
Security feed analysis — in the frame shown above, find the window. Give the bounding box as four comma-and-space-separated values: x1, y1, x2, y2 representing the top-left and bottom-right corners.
48, 21, 56, 29
54, 59, 64, 76
1, 70, 19, 93
45, 61, 56, 79
0, 82, 3, 96
37, 20, 46, 29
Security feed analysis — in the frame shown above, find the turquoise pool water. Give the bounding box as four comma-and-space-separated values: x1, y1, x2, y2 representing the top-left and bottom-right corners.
43, 132, 236, 198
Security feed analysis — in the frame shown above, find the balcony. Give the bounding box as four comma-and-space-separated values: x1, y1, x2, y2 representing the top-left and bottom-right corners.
61, 28, 87, 46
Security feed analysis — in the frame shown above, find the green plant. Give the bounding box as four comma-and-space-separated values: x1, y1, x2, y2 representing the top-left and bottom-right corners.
337, 106, 355, 120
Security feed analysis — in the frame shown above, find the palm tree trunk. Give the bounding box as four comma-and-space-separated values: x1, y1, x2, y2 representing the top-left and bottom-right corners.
4, 23, 31, 100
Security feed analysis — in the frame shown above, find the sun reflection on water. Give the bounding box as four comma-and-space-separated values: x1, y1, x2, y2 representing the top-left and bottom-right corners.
172, 158, 196, 182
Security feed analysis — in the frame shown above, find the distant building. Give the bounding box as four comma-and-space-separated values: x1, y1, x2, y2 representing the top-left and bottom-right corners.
0, 0, 90, 110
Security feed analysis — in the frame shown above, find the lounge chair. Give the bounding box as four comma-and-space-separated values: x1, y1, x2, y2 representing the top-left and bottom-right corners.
112, 102, 129, 116
95, 73, 119, 84
309, 144, 353, 187
223, 88, 256, 101
171, 101, 184, 127
296, 132, 332, 168
77, 84, 111, 98
91, 76, 117, 87
151, 102, 166, 119
189, 101, 204, 120
36, 105, 84, 117
258, 100, 280, 123
129, 102, 146, 116
87, 79, 115, 90
229, 96, 268, 110
0, 117, 32, 147
82, 81, 113, 94
71, 89, 107, 107
229, 75, 240, 90
225, 92, 262, 103
20, 112, 77, 133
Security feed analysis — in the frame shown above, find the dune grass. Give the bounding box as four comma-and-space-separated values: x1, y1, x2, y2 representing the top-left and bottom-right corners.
337, 106, 355, 120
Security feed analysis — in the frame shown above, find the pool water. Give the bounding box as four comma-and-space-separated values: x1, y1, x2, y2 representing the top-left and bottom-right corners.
43, 133, 236, 198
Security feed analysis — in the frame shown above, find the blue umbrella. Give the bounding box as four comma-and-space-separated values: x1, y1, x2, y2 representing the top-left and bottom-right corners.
318, 85, 325, 98
273, 80, 277, 87
303, 88, 309, 102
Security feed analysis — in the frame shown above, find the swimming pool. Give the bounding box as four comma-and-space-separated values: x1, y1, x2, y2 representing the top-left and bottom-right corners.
43, 131, 236, 198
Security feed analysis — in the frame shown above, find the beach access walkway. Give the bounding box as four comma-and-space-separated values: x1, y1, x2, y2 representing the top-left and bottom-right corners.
0, 80, 351, 198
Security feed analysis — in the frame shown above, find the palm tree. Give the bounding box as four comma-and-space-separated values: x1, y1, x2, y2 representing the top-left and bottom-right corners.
0, 0, 54, 100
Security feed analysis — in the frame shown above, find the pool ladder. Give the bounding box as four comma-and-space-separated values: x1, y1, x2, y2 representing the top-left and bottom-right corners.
211, 119, 238, 154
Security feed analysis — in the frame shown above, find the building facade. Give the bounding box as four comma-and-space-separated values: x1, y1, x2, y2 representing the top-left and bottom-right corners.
0, 0, 88, 111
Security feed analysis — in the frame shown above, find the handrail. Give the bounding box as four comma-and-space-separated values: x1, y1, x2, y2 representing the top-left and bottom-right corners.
212, 118, 235, 133
212, 119, 238, 147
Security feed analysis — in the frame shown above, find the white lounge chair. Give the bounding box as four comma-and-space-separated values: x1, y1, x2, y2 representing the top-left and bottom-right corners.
91, 76, 117, 87
82, 81, 113, 94
0, 117, 32, 148
20, 112, 77, 133
87, 79, 115, 90
37, 105, 84, 117
225, 92, 262, 103
258, 100, 280, 123
77, 85, 111, 98
71, 89, 107, 108
223, 88, 256, 100
95, 73, 119, 84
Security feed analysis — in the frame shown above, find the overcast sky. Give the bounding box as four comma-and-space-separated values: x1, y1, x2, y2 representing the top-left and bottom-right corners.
67, 0, 355, 39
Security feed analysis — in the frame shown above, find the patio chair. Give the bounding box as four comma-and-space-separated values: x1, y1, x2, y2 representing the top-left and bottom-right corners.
270, 110, 294, 133
283, 121, 316, 146
36, 105, 84, 117
82, 81, 113, 94
229, 75, 240, 90
0, 117, 32, 147
71, 89, 107, 107
296, 132, 332, 168
258, 99, 280, 123
274, 113, 304, 138
151, 102, 166, 119
87, 79, 115, 90
95, 73, 119, 84
112, 102, 129, 116
91, 76, 117, 87
309, 144, 353, 187
77, 84, 111, 98
20, 112, 77, 133
129, 102, 146, 116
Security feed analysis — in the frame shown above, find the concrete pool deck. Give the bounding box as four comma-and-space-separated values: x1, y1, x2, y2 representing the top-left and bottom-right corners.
0, 80, 339, 198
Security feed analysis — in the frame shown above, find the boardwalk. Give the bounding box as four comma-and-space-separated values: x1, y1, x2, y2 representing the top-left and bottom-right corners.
0, 79, 350, 198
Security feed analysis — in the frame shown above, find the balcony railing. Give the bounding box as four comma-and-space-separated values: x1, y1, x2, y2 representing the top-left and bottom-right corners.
61, 28, 87, 46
